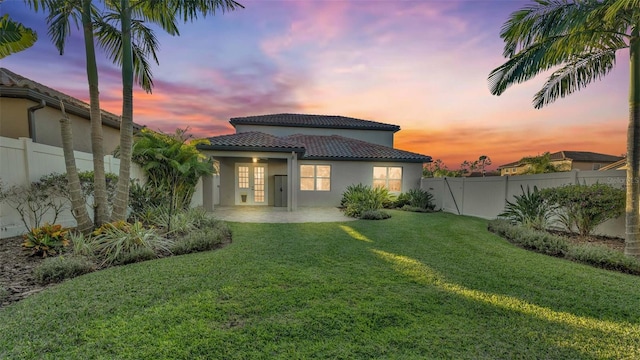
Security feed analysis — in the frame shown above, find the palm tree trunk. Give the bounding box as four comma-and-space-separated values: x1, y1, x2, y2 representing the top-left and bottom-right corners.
111, 0, 133, 221
81, 0, 108, 226
626, 29, 640, 259
59, 103, 93, 234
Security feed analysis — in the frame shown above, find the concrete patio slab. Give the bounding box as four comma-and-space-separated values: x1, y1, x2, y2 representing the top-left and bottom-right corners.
211, 206, 355, 223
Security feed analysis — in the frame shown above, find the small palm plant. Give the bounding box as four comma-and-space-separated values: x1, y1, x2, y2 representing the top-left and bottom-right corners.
500, 185, 553, 230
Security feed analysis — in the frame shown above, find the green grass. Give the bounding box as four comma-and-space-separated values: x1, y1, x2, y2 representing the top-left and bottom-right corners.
1, 211, 639, 359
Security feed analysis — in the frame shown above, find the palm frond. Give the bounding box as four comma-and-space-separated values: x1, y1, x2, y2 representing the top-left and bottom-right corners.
45, 0, 81, 55
605, 0, 640, 21
170, 0, 244, 23
489, 0, 628, 99
0, 14, 38, 58
533, 49, 617, 108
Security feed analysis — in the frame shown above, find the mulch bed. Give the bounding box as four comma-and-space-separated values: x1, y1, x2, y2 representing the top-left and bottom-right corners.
0, 236, 53, 307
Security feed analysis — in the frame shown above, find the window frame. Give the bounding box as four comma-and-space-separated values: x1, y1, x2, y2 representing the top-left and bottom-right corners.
373, 166, 403, 193
300, 164, 331, 191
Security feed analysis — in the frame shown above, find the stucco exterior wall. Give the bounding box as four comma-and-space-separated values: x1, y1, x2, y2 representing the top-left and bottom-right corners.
216, 157, 288, 206
234, 124, 395, 147
296, 160, 423, 207
213, 155, 424, 208
0, 97, 121, 153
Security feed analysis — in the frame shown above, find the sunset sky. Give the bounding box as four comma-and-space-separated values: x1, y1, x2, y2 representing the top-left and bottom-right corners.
1, 0, 629, 170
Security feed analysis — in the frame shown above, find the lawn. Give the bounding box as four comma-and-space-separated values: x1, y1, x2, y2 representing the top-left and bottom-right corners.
1, 211, 639, 359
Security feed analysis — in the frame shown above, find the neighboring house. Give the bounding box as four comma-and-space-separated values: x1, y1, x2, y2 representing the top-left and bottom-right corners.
197, 114, 432, 210
497, 151, 624, 176
0, 67, 136, 153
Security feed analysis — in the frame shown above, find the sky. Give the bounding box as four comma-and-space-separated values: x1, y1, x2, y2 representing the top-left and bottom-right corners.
0, 0, 629, 170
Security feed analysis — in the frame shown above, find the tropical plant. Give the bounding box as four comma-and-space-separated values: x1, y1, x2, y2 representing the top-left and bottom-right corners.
22, 223, 70, 257
340, 183, 391, 219
542, 183, 625, 237
128, 128, 215, 231
488, 0, 640, 257
406, 188, 435, 210
0, 13, 37, 58
92, 220, 172, 266
499, 185, 553, 230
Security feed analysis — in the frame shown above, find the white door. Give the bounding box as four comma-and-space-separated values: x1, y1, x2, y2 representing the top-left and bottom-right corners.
235, 163, 268, 205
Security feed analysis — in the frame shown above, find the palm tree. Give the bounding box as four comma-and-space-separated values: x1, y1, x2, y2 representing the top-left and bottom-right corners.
29, 0, 159, 228
107, 0, 243, 221
488, 0, 640, 258
0, 14, 37, 58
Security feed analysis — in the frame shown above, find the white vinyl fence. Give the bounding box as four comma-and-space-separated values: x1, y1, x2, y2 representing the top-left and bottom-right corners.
0, 136, 215, 239
421, 170, 626, 238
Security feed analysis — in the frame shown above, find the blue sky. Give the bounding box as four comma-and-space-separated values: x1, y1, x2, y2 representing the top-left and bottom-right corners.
1, 0, 628, 168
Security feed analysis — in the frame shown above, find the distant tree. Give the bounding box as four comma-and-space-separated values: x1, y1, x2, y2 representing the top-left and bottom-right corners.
520, 152, 566, 174
487, 0, 640, 258
423, 159, 463, 178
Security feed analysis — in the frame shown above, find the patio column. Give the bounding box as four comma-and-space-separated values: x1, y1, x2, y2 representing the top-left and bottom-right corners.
288, 151, 298, 211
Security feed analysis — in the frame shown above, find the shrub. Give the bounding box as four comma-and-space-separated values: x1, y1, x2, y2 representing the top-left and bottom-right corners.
170, 223, 231, 255
360, 210, 391, 220
69, 231, 96, 258
566, 245, 640, 275
541, 184, 624, 237
22, 223, 70, 257
33, 255, 96, 285
406, 188, 435, 210
488, 219, 568, 257
128, 180, 166, 219
92, 221, 173, 266
400, 205, 431, 213
0, 174, 69, 230
499, 185, 553, 230
393, 192, 412, 208
340, 184, 392, 218
151, 206, 210, 236
0, 286, 8, 303
489, 219, 640, 274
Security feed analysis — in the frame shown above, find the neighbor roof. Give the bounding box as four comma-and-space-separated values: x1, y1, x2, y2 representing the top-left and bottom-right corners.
0, 67, 138, 130
498, 151, 623, 169
229, 113, 401, 132
199, 132, 431, 163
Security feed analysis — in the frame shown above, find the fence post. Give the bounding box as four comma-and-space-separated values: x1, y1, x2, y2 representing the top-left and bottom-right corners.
503, 175, 509, 209
19, 137, 36, 182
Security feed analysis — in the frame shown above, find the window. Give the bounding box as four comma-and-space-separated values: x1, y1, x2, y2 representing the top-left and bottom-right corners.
300, 165, 331, 191
373, 166, 402, 192
592, 163, 602, 170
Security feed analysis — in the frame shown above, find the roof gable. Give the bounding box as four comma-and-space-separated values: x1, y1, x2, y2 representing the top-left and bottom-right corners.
229, 113, 401, 132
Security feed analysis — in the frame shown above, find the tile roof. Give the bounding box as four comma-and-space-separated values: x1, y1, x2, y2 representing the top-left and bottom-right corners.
198, 132, 431, 163
553, 151, 623, 163
229, 113, 401, 132
0, 67, 136, 130
284, 134, 430, 162
198, 132, 305, 153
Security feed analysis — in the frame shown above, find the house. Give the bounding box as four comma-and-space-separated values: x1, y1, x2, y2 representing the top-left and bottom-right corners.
197, 114, 431, 210
0, 68, 136, 153
598, 158, 627, 171
497, 151, 624, 176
